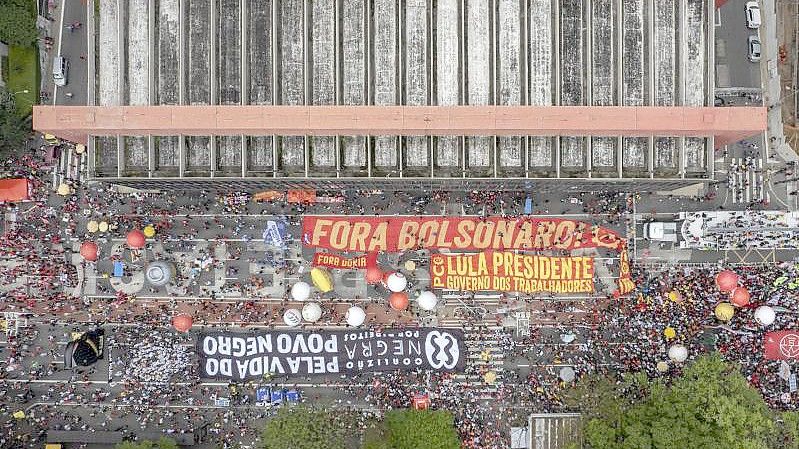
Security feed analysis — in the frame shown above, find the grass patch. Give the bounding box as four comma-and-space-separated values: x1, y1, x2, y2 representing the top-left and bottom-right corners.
7, 45, 39, 117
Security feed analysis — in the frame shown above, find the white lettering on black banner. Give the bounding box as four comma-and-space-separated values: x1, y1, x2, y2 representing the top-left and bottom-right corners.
197, 328, 465, 381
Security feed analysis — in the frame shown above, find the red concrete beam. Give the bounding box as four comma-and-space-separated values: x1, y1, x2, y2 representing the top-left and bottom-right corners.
33, 105, 766, 145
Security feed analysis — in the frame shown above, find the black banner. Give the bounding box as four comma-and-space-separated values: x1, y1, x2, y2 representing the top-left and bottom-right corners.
197, 328, 465, 381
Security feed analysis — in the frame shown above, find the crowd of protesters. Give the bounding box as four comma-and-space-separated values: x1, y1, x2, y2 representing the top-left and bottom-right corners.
3, 142, 799, 449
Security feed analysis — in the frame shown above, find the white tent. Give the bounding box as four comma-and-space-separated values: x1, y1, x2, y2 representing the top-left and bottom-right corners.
668, 344, 688, 363
416, 291, 438, 311
385, 272, 407, 293
302, 302, 322, 323
283, 308, 302, 327
290, 281, 311, 301
346, 306, 366, 327
755, 305, 776, 326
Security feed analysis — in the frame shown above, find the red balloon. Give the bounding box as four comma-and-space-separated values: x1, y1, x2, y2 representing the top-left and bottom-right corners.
366, 266, 383, 284
172, 314, 193, 332
126, 229, 146, 249
80, 241, 98, 261
731, 287, 750, 307
715, 270, 739, 292
389, 292, 409, 311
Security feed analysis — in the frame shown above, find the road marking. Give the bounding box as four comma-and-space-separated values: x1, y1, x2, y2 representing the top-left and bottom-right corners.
715, 8, 722, 27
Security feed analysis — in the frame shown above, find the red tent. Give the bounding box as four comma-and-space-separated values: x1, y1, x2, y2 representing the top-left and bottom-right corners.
126, 230, 146, 249
0, 179, 30, 202
80, 241, 99, 262
731, 287, 751, 307
715, 270, 739, 292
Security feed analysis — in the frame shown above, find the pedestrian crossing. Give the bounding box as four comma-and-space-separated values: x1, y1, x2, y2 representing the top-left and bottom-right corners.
51, 146, 87, 190
448, 325, 507, 398
726, 157, 769, 204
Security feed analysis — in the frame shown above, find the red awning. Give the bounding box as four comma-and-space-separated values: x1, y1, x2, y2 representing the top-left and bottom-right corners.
0, 179, 30, 202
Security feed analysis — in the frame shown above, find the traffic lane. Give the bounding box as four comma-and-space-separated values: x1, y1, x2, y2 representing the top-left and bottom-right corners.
0, 324, 110, 383
54, 0, 88, 105
717, 0, 762, 88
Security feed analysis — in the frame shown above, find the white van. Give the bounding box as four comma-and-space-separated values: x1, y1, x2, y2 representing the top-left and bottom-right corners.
642, 222, 678, 242
745, 1, 761, 29
52, 56, 68, 87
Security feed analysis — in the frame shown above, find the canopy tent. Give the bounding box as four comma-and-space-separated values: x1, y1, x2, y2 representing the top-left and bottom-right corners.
384, 272, 408, 292
283, 309, 302, 327
291, 281, 311, 301
389, 292, 410, 311
143, 225, 156, 238
302, 302, 322, 322
0, 178, 30, 202
172, 314, 193, 332
56, 183, 71, 196
126, 229, 146, 248
346, 306, 366, 327
416, 291, 438, 311
79, 241, 98, 262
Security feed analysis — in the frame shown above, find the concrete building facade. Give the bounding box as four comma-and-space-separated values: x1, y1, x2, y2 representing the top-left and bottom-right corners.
32, 0, 767, 190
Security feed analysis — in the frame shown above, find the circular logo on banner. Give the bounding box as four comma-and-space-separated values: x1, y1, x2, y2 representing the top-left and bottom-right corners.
780, 334, 799, 359
424, 331, 460, 370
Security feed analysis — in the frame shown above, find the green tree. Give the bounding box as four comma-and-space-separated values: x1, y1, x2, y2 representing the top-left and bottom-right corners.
775, 411, 799, 449
115, 436, 179, 449
0, 88, 31, 156
361, 420, 391, 449
573, 354, 778, 449
0, 0, 38, 46
260, 406, 346, 449
383, 409, 460, 449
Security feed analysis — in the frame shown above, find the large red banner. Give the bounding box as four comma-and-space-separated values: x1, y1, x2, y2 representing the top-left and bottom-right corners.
765, 331, 799, 360
301, 216, 624, 253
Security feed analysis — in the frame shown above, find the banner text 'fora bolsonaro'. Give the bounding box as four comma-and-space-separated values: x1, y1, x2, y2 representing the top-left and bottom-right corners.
301, 216, 625, 252
198, 328, 466, 381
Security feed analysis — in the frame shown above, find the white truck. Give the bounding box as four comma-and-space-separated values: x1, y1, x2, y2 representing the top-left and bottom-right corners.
642, 222, 678, 242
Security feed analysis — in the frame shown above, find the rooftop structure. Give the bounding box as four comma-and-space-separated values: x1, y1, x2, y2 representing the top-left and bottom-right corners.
33, 0, 764, 190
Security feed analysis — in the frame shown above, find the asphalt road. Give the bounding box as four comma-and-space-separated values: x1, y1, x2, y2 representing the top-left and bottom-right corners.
715, 0, 762, 89
52, 0, 88, 105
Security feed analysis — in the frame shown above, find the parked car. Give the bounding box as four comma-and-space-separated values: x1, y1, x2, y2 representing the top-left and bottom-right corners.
52, 56, 68, 87
745, 1, 761, 29
748, 35, 762, 62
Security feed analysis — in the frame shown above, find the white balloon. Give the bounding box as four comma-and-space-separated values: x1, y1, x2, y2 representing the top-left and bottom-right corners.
302, 302, 322, 322
385, 272, 408, 293
416, 291, 438, 310
291, 281, 311, 301
668, 344, 688, 363
283, 308, 302, 327
346, 306, 366, 327
755, 305, 776, 326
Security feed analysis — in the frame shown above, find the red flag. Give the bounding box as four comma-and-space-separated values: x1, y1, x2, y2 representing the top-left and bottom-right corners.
764, 331, 799, 360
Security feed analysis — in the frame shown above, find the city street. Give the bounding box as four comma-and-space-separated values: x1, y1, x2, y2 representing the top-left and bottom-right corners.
6, 0, 799, 448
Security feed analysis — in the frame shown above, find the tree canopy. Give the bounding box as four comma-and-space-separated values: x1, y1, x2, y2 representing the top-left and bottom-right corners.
566, 353, 782, 449
381, 409, 460, 449
0, 0, 38, 46
0, 89, 30, 156
114, 437, 179, 449
260, 406, 347, 449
